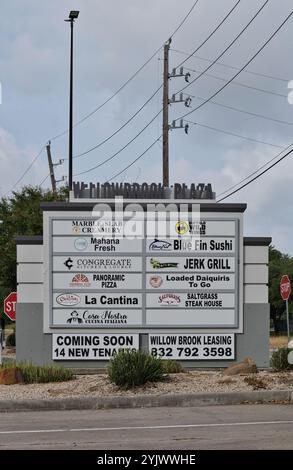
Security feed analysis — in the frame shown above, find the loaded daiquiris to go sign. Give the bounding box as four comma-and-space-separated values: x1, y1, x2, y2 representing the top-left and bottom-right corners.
49, 215, 240, 334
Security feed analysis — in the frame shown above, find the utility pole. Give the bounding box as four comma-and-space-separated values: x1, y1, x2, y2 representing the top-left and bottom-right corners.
162, 39, 171, 188
162, 39, 192, 187
46, 141, 57, 195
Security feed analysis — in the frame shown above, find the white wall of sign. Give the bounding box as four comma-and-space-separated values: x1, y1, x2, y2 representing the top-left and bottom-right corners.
43, 210, 243, 338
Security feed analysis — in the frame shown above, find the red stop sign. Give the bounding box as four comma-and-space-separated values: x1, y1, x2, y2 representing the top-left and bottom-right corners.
4, 292, 17, 321
280, 275, 291, 301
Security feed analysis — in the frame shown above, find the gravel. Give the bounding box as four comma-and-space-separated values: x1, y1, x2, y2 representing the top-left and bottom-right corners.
1, 370, 293, 401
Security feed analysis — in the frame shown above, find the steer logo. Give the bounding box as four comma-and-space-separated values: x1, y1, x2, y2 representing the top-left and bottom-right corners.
70, 274, 91, 287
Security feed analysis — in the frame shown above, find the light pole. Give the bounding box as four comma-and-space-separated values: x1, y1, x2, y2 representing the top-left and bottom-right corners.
65, 10, 79, 192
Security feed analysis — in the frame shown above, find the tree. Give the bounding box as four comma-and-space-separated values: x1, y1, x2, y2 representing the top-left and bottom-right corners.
269, 245, 293, 333
0, 186, 67, 328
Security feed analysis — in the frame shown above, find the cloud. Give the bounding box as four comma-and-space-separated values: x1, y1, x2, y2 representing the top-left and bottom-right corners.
0, 128, 47, 195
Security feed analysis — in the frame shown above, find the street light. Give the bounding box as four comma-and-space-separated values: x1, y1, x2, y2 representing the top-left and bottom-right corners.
65, 10, 80, 193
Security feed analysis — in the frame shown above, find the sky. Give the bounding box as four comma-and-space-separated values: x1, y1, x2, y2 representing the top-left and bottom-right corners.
1, 0, 293, 253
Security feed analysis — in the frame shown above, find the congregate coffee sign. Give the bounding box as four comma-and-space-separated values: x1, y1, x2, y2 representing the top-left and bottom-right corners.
48, 215, 241, 329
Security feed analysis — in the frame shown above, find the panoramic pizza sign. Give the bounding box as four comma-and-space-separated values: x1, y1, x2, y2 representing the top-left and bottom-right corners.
48, 214, 240, 333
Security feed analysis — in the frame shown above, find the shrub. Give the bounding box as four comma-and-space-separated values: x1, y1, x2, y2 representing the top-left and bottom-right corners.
270, 347, 293, 371
108, 350, 165, 389
162, 360, 185, 374
6, 332, 15, 347
0, 362, 74, 384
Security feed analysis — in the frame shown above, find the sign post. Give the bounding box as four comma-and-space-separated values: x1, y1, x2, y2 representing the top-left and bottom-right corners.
280, 275, 291, 344
4, 292, 17, 322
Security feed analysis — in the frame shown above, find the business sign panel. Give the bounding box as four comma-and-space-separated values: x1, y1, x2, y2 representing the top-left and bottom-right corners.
146, 273, 235, 290
149, 334, 235, 359
52, 309, 143, 326
48, 215, 241, 331
53, 256, 142, 272
53, 272, 142, 290
147, 237, 235, 253
52, 334, 139, 360
53, 236, 142, 253
146, 256, 235, 272
53, 293, 143, 308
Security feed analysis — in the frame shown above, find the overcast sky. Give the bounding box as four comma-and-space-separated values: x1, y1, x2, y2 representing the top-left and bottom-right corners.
1, 0, 293, 253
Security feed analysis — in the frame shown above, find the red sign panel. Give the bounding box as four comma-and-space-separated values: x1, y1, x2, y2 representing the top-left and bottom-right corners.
280, 275, 291, 301
4, 292, 17, 321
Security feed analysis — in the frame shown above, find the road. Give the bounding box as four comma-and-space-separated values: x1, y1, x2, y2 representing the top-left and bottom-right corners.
0, 404, 292, 450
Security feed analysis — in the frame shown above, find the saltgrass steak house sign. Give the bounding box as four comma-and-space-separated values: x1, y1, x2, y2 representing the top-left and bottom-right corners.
43, 184, 243, 360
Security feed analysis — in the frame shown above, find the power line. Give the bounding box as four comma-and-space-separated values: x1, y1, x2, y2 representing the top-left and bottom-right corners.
186, 119, 284, 148
170, 0, 200, 37
7, 145, 46, 195
74, 109, 162, 176
176, 0, 269, 95
175, 9, 293, 122
49, 0, 201, 142
107, 136, 161, 182
185, 66, 286, 98
217, 145, 293, 202
73, 85, 162, 159
175, 0, 241, 68
39, 173, 50, 187
73, 0, 232, 161
171, 49, 289, 83
195, 97, 293, 127
3, 1, 201, 196
217, 142, 293, 197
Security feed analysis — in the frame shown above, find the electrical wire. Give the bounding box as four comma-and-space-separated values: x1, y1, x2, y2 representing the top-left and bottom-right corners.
49, 0, 201, 142
171, 48, 289, 83
7, 145, 46, 195
73, 0, 234, 160
217, 142, 293, 197
185, 66, 287, 98
195, 97, 293, 127
186, 119, 285, 148
217, 145, 293, 202
73, 84, 163, 159
175, 9, 293, 122
38, 173, 50, 187
176, 0, 269, 95
175, 0, 241, 69
107, 136, 161, 182
74, 109, 162, 176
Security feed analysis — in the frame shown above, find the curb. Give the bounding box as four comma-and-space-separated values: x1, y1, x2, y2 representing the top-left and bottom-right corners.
0, 390, 292, 412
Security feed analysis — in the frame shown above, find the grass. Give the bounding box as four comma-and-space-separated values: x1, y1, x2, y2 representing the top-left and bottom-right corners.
270, 335, 288, 349
0, 362, 74, 384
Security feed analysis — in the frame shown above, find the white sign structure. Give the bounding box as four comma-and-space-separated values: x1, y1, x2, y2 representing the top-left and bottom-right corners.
149, 334, 235, 359
46, 215, 242, 332
52, 334, 139, 360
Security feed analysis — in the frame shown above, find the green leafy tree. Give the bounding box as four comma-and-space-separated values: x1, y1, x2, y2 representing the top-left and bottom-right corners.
269, 245, 293, 333
0, 186, 67, 329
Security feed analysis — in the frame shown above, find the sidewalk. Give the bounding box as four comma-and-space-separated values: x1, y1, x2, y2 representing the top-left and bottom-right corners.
0, 389, 292, 412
